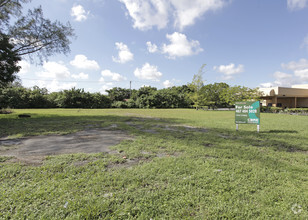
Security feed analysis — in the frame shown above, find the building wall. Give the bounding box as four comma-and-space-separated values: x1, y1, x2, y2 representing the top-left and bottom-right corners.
260, 87, 308, 97
278, 87, 308, 97
261, 97, 308, 108
260, 99, 269, 106
260, 99, 274, 107
292, 84, 308, 89
259, 87, 278, 96
259, 87, 308, 108
277, 98, 295, 108
297, 98, 308, 107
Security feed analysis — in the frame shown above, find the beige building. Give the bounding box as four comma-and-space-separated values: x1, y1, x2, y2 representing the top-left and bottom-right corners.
259, 85, 308, 108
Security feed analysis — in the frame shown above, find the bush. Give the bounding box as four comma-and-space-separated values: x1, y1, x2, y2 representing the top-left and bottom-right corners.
125, 99, 137, 108
111, 101, 128, 108
285, 108, 308, 114
261, 106, 283, 113
0, 108, 13, 114
261, 107, 308, 114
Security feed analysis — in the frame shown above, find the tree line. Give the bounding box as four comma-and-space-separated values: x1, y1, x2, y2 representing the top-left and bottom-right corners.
0, 82, 261, 109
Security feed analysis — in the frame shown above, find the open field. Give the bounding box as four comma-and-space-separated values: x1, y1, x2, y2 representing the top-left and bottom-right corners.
0, 109, 307, 219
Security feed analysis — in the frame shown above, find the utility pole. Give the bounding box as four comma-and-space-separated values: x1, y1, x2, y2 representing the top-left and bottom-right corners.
129, 81, 132, 98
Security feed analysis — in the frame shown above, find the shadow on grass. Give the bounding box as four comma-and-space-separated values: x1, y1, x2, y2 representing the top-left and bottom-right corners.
265, 130, 298, 134
207, 128, 306, 152
0, 112, 307, 178
0, 113, 307, 155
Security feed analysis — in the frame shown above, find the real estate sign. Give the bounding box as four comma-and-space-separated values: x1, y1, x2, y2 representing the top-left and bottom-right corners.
235, 101, 260, 125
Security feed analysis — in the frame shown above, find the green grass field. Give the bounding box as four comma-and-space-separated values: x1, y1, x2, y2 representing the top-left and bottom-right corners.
0, 109, 307, 219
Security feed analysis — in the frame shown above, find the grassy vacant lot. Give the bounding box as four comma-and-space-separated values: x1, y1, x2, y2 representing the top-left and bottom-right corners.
0, 109, 307, 219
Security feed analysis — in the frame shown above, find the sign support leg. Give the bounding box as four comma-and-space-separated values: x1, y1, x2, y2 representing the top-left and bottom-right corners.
236, 124, 239, 131
257, 125, 260, 133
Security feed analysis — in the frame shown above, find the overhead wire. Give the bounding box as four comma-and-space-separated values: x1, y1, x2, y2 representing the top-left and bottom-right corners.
20, 78, 163, 85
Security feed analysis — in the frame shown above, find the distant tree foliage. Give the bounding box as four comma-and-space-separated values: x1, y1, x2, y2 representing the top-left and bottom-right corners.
0, 83, 261, 110
187, 65, 261, 109
0, 86, 111, 109
106, 87, 131, 102
200, 82, 230, 109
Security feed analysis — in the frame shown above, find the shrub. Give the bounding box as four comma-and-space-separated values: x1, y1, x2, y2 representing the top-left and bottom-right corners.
285, 108, 308, 114
0, 108, 13, 114
111, 101, 128, 108
261, 106, 283, 113
125, 99, 137, 108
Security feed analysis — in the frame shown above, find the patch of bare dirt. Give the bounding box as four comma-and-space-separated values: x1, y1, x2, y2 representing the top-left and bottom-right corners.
0, 129, 134, 164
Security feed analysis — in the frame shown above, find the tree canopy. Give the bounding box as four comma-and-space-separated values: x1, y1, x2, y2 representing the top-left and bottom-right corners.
0, 34, 21, 88
0, 0, 75, 86
8, 6, 75, 62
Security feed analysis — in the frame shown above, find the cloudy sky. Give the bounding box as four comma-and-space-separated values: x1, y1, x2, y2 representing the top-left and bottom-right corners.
18, 0, 308, 93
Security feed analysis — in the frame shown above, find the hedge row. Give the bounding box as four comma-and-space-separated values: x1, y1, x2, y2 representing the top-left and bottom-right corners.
261, 107, 308, 114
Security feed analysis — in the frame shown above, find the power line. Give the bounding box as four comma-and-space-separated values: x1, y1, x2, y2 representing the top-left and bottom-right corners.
20, 78, 120, 83
20, 77, 163, 85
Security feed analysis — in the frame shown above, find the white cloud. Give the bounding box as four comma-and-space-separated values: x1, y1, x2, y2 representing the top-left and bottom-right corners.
70, 54, 100, 70
302, 35, 308, 50
99, 77, 105, 83
71, 72, 89, 80
35, 80, 76, 92
119, 0, 169, 30
294, 69, 308, 80
274, 71, 293, 81
259, 82, 274, 88
100, 82, 114, 94
163, 79, 173, 88
287, 0, 308, 10
18, 60, 30, 75
71, 5, 89, 21
119, 0, 228, 30
271, 71, 295, 87
170, 0, 227, 30
134, 63, 162, 81
260, 71, 296, 88
281, 58, 308, 70
112, 42, 134, 63
146, 41, 158, 53
100, 69, 127, 81
37, 61, 70, 79
213, 63, 244, 79
261, 58, 308, 87
162, 32, 203, 59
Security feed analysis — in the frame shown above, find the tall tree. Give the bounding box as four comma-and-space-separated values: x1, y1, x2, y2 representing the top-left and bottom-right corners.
188, 64, 206, 108
220, 86, 262, 106
0, 0, 75, 86
8, 6, 75, 62
0, 0, 31, 27
0, 34, 21, 88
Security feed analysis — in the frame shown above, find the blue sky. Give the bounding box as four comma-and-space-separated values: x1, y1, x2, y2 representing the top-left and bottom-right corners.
18, 0, 308, 93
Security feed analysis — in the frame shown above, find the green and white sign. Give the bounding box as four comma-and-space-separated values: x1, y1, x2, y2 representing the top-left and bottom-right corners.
235, 101, 260, 125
